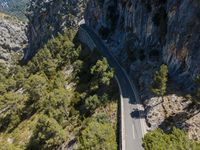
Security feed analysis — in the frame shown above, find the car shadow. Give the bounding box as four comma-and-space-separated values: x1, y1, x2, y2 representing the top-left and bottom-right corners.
130, 108, 146, 119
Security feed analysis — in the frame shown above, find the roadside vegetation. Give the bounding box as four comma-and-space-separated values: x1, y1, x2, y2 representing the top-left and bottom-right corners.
144, 64, 200, 150
0, 30, 118, 149
195, 76, 200, 104
143, 128, 200, 150
151, 64, 168, 99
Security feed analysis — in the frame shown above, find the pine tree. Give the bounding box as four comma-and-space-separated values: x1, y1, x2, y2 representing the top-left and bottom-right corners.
90, 58, 114, 87
78, 119, 117, 150
143, 128, 200, 150
196, 76, 200, 104
27, 115, 67, 150
85, 95, 100, 112
151, 64, 168, 99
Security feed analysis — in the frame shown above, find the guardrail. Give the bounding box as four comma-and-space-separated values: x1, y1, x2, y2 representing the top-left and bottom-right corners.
78, 26, 124, 150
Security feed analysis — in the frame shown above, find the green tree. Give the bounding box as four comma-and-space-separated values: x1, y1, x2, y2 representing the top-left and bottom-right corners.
78, 120, 117, 150
12, 66, 27, 88
85, 95, 100, 112
27, 115, 67, 150
51, 71, 66, 89
195, 76, 200, 104
24, 74, 47, 98
0, 141, 21, 150
0, 63, 8, 77
27, 47, 57, 79
91, 58, 114, 87
0, 63, 7, 94
46, 33, 80, 67
39, 88, 72, 126
143, 128, 200, 150
0, 29, 118, 149
151, 64, 168, 98
0, 92, 28, 131
23, 73, 48, 115
73, 60, 83, 78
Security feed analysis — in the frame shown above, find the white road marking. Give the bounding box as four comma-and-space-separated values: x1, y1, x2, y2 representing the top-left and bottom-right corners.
132, 124, 136, 139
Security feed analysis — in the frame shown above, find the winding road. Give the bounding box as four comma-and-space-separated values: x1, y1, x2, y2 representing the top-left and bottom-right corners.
80, 24, 146, 150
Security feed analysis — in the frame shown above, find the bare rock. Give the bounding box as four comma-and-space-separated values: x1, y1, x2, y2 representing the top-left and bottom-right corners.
187, 114, 200, 140
0, 13, 27, 64
85, 0, 200, 90
24, 0, 88, 61
145, 94, 200, 140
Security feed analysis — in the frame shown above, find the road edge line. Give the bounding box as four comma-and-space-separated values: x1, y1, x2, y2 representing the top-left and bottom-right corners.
109, 52, 147, 137
115, 77, 125, 150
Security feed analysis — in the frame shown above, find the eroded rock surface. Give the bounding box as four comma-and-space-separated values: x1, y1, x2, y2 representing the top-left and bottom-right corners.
84, 0, 200, 141
85, 0, 200, 90
24, 0, 88, 61
145, 94, 200, 140
0, 13, 27, 64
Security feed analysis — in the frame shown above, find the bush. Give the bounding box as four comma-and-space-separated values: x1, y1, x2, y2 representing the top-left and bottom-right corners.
85, 95, 100, 112
143, 128, 200, 150
78, 119, 117, 150
151, 64, 168, 97
27, 115, 67, 150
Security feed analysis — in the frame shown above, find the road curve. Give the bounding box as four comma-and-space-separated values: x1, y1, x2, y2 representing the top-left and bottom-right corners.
80, 24, 146, 150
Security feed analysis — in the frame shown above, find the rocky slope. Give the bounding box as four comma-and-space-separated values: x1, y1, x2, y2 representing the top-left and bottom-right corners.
3, 0, 199, 142
85, 0, 200, 90
0, 12, 27, 64
0, 0, 29, 20
23, 0, 88, 61
145, 94, 200, 140
84, 0, 200, 141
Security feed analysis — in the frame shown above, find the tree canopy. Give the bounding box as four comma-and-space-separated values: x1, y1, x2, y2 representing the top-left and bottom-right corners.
78, 116, 117, 150
0, 30, 118, 149
91, 58, 114, 86
143, 128, 200, 150
195, 75, 200, 104
151, 64, 168, 97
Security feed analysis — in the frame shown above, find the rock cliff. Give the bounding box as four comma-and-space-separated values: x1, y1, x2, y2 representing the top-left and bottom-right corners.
145, 94, 200, 140
85, 0, 200, 90
0, 13, 27, 64
23, 0, 88, 61
84, 0, 200, 140
0, 0, 29, 20
1, 0, 200, 143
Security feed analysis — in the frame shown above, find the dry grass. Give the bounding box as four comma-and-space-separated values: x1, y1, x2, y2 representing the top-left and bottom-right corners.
0, 12, 8, 18
0, 12, 23, 24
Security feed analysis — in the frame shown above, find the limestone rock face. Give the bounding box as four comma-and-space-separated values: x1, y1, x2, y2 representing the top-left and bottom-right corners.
24, 0, 88, 61
85, 0, 200, 89
0, 13, 27, 64
0, 0, 28, 20
85, 0, 200, 140
145, 94, 200, 140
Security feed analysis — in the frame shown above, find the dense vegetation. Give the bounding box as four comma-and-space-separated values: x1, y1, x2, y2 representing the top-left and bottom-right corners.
0, 30, 118, 149
147, 64, 200, 149
143, 128, 200, 150
151, 64, 168, 98
195, 76, 200, 104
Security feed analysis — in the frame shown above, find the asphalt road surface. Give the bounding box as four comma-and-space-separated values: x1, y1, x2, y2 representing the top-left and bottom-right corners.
81, 24, 146, 150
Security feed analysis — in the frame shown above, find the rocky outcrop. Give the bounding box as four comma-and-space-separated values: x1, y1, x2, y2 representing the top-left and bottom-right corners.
84, 0, 200, 141
85, 0, 200, 90
145, 94, 200, 140
24, 0, 88, 61
0, 13, 27, 64
0, 0, 28, 20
